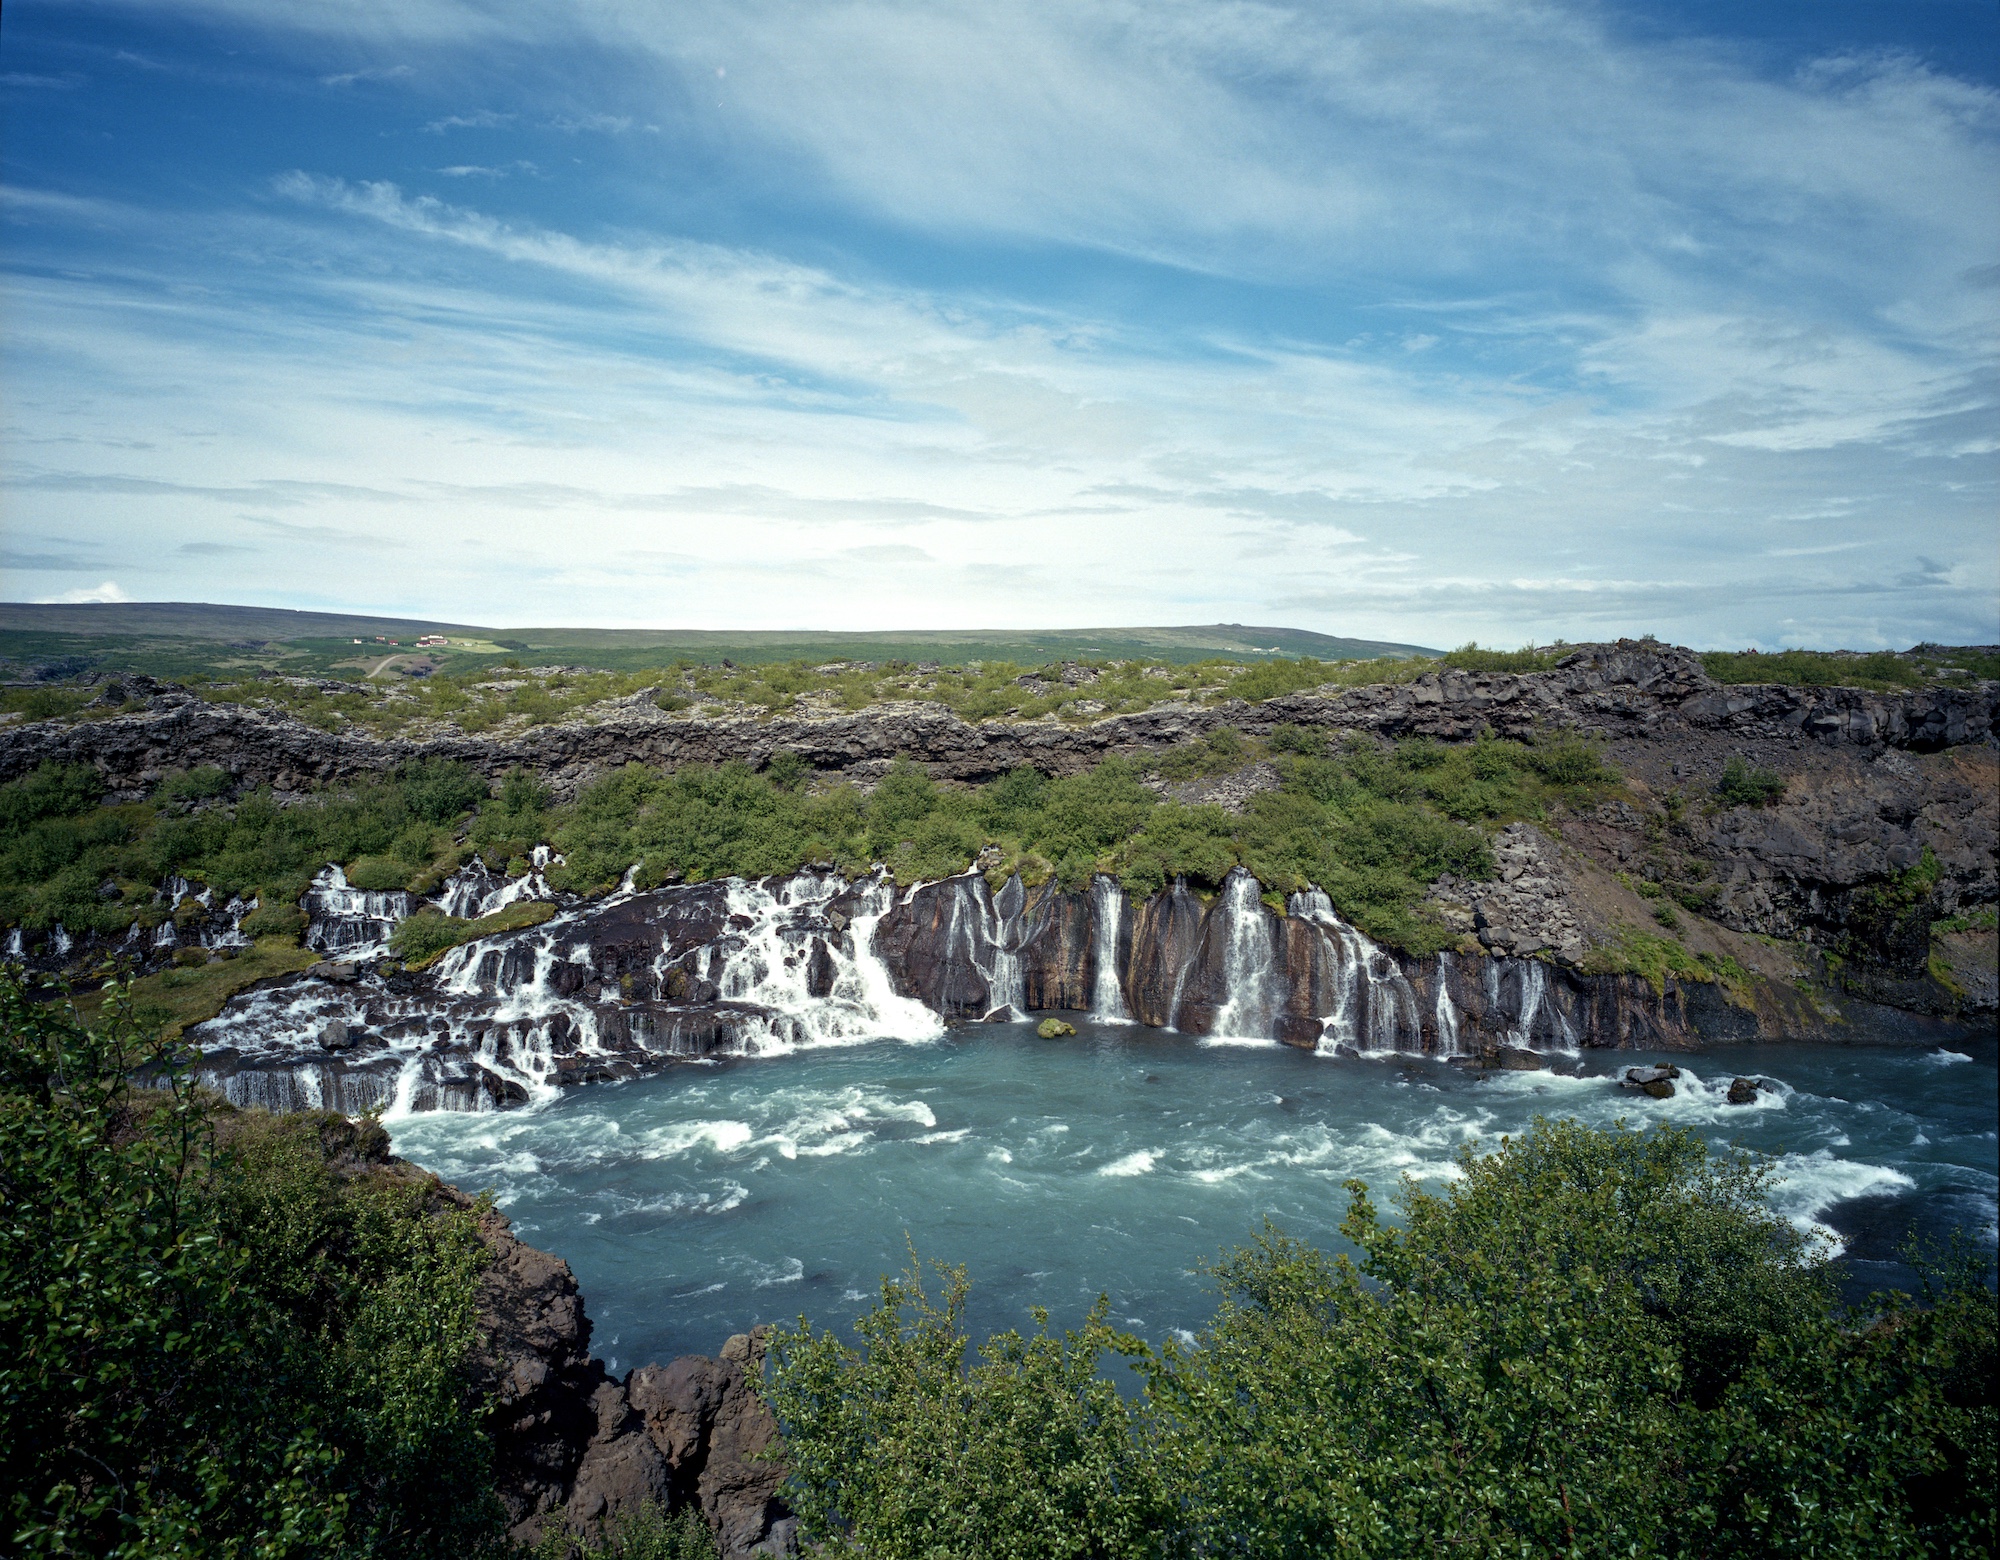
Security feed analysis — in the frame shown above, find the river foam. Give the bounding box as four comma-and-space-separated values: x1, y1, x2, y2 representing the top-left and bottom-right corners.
390, 1024, 1997, 1367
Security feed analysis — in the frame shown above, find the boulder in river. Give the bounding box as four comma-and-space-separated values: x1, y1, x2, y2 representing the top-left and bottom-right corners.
1622, 1064, 1681, 1099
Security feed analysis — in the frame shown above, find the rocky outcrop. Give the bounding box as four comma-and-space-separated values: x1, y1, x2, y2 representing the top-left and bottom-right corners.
1428, 823, 1589, 963
5, 642, 1993, 797
467, 1194, 793, 1556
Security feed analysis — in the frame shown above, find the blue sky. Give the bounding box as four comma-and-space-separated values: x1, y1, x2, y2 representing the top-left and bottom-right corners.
3, 0, 1996, 647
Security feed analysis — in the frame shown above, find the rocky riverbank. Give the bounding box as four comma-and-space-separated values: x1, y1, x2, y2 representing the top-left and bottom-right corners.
340, 1125, 796, 1555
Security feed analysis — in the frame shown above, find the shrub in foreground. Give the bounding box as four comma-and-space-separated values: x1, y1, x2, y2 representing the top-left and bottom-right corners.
764, 1117, 1997, 1560
0, 971, 505, 1558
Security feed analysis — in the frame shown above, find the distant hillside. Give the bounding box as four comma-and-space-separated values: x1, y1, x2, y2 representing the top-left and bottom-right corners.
0, 603, 484, 640
0, 601, 1439, 674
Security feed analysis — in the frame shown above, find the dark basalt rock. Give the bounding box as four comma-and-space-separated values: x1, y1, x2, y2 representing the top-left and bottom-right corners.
462, 1186, 795, 1556
1622, 1064, 1682, 1099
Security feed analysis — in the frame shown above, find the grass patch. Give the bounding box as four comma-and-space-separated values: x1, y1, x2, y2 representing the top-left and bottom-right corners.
1700, 645, 2000, 691
74, 936, 319, 1038
1932, 906, 1999, 936
1582, 924, 1753, 1004
1439, 642, 1564, 674
389, 899, 557, 970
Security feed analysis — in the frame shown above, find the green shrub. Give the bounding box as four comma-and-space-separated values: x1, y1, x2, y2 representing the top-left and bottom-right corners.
0, 973, 505, 1558
532, 1503, 718, 1560
400, 758, 488, 825
764, 1257, 1171, 1559
1715, 757, 1786, 808
1440, 642, 1560, 673
765, 1118, 1997, 1560
1701, 649, 1922, 690
345, 854, 416, 892
1529, 736, 1616, 787
240, 901, 308, 940
155, 765, 234, 808
0, 762, 104, 832
0, 687, 93, 723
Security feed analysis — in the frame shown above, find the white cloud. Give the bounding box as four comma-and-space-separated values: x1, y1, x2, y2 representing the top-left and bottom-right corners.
5, 3, 1997, 646
321, 64, 413, 87
38, 581, 131, 604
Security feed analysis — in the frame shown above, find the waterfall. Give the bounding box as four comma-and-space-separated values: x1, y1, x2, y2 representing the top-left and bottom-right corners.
305, 865, 416, 955
935, 873, 1028, 1021
1509, 959, 1579, 1055
709, 874, 943, 1048
1433, 951, 1462, 1055
195, 868, 947, 1118
1211, 872, 1279, 1041
1289, 887, 1423, 1054
1089, 875, 1131, 1022
436, 845, 560, 919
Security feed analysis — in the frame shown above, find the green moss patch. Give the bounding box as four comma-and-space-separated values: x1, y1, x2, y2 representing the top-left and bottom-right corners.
390, 899, 557, 970
1581, 924, 1753, 1005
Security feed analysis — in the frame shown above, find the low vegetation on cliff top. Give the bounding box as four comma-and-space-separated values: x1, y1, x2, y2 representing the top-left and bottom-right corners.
764, 1116, 1997, 1560
9, 637, 1995, 745
0, 726, 1616, 959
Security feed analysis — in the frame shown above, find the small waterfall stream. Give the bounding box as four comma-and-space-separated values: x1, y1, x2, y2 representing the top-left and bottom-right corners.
1289, 887, 1423, 1053
1211, 872, 1279, 1041
305, 865, 416, 956
1089, 875, 1131, 1022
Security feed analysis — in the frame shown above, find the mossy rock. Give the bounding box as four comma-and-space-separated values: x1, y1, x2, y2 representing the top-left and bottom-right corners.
394, 899, 557, 971
1037, 1017, 1077, 1039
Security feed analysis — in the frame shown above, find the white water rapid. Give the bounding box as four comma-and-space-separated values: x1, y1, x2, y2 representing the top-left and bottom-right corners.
194, 870, 944, 1118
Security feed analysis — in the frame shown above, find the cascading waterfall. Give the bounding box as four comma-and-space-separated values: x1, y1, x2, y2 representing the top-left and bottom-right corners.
709, 874, 943, 1049
1211, 873, 1279, 1041
1289, 887, 1423, 1053
436, 845, 563, 919
936, 873, 1028, 1021
305, 865, 416, 955
1433, 951, 1463, 1055
193, 869, 947, 1118
1089, 875, 1131, 1022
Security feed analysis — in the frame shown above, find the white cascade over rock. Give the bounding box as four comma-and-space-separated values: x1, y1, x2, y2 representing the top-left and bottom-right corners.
1289, 887, 1424, 1052
1211, 871, 1280, 1040
305, 865, 415, 956
1089, 874, 1132, 1023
